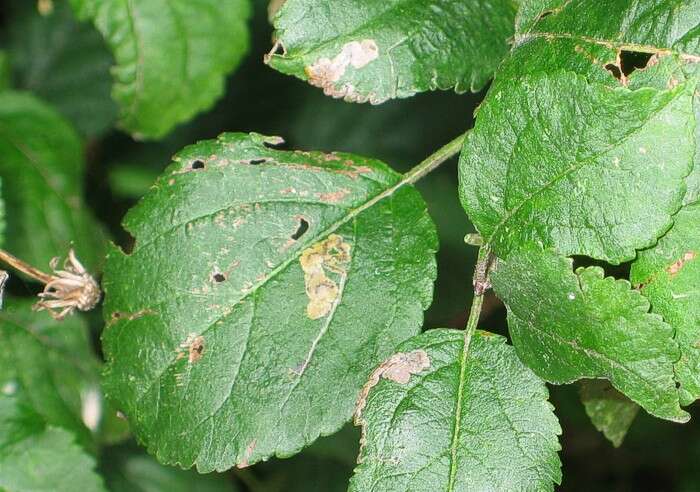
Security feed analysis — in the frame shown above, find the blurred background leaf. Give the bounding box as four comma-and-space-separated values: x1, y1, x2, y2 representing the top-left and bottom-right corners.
3, 0, 116, 138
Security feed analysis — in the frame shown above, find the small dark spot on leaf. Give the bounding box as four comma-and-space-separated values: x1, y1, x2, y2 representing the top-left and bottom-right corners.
620, 50, 654, 76
605, 63, 623, 81
291, 218, 309, 240
191, 160, 205, 170
213, 273, 226, 283
249, 158, 267, 165
111, 312, 121, 320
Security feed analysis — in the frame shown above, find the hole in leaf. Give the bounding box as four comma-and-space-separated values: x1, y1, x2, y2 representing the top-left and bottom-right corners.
619, 50, 654, 76
213, 273, 226, 283
571, 256, 632, 281
191, 160, 205, 170
249, 158, 267, 165
604, 63, 623, 81
291, 218, 310, 240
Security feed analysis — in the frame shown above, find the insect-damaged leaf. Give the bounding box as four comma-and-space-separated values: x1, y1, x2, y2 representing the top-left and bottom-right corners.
579, 380, 639, 448
631, 203, 700, 406
0, 91, 106, 271
459, 0, 700, 264
459, 74, 694, 263
350, 329, 562, 492
0, 392, 106, 492
102, 133, 437, 471
69, 0, 251, 139
266, 0, 517, 103
492, 247, 688, 423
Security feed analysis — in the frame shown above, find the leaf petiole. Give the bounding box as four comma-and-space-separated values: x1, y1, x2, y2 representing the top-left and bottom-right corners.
403, 131, 467, 186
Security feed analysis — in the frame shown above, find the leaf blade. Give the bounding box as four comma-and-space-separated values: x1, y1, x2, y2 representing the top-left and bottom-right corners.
102, 132, 438, 471
491, 247, 688, 423
267, 0, 518, 103
350, 329, 562, 492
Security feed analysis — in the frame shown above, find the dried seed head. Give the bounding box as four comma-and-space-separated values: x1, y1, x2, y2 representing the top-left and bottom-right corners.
33, 249, 101, 320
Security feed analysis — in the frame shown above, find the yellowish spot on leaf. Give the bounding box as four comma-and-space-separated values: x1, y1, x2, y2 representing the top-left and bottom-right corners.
300, 234, 351, 319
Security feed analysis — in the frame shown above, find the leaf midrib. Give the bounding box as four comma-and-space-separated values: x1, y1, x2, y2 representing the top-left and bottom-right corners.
126, 169, 419, 406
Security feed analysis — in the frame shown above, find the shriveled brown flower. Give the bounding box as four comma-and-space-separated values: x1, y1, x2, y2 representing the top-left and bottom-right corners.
33, 249, 101, 320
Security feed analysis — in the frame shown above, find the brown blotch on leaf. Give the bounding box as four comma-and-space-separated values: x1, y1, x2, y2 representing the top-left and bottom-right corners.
667, 251, 697, 276
300, 234, 351, 319
238, 440, 257, 468
303, 40, 380, 103
354, 349, 431, 419
176, 333, 205, 364
316, 188, 350, 203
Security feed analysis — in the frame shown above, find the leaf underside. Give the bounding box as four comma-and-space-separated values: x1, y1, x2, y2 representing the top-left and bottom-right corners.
350, 329, 562, 492
102, 132, 437, 472
580, 380, 639, 448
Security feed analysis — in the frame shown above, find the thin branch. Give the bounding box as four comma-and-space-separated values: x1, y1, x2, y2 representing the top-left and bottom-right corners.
403, 132, 467, 185
0, 248, 53, 284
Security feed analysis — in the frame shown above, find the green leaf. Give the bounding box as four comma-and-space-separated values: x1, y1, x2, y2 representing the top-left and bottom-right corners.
6, 1, 117, 137
0, 392, 106, 492
0, 51, 10, 92
266, 0, 518, 102
102, 132, 437, 471
350, 329, 562, 492
491, 246, 688, 423
0, 299, 103, 447
0, 178, 5, 246
459, 73, 694, 263
631, 203, 700, 406
70, 0, 251, 139
460, 0, 700, 263
103, 447, 238, 492
0, 91, 106, 270
580, 380, 639, 448
514, 0, 562, 35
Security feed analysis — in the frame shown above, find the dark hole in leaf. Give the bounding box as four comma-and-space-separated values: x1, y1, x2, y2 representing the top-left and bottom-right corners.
291, 218, 309, 240
571, 256, 632, 281
213, 273, 226, 283
249, 158, 267, 165
620, 50, 654, 76
191, 160, 205, 170
604, 63, 623, 81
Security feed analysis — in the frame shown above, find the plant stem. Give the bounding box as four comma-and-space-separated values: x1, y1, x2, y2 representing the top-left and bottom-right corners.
0, 249, 52, 284
403, 132, 467, 185
448, 246, 490, 489
462, 246, 490, 357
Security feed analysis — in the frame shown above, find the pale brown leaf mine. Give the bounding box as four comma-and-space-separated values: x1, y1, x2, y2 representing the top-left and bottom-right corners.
300, 234, 351, 319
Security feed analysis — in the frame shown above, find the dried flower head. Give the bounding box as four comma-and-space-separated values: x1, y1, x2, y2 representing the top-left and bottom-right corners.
34, 250, 101, 320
